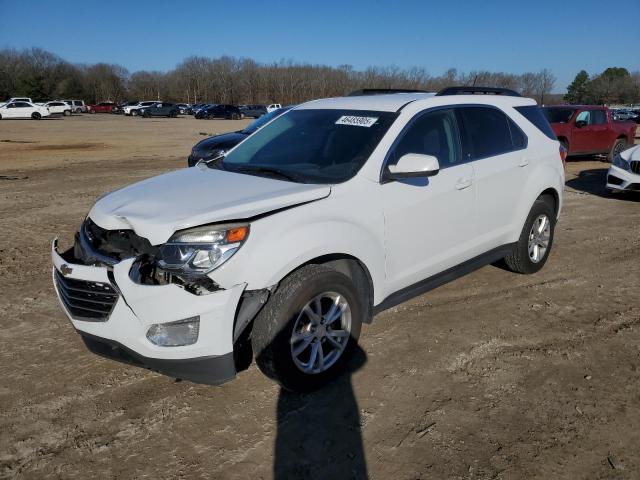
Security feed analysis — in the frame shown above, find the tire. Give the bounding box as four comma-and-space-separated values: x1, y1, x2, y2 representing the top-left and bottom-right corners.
63, 110, 71, 116
252, 264, 364, 392
131, 110, 138, 117
143, 111, 150, 118
231, 113, 239, 120
170, 111, 177, 118
75, 108, 82, 114
609, 139, 627, 162
503, 197, 555, 274
89, 109, 95, 114
31, 112, 41, 120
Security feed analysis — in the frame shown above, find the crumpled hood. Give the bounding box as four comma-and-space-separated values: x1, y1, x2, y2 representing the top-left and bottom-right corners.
89, 167, 331, 245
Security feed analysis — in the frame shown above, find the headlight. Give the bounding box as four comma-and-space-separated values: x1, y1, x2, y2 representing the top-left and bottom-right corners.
157, 223, 249, 274
612, 154, 630, 171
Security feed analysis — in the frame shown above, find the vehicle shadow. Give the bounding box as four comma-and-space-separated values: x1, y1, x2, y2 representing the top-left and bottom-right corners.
566, 167, 640, 202
273, 345, 368, 480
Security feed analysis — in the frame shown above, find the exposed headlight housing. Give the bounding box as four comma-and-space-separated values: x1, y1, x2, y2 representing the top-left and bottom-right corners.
156, 223, 249, 274
612, 153, 630, 171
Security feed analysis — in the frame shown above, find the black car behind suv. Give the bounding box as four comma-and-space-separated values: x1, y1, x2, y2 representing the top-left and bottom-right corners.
140, 102, 180, 118
195, 104, 243, 120
188, 106, 292, 166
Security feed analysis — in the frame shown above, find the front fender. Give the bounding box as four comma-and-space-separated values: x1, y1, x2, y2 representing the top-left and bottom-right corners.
210, 183, 387, 304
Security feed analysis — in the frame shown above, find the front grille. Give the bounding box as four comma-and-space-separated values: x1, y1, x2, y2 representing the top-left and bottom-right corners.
55, 269, 118, 321
630, 161, 640, 175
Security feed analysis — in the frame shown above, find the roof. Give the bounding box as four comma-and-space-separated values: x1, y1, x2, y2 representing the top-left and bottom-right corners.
543, 104, 606, 110
296, 93, 436, 112
296, 92, 535, 112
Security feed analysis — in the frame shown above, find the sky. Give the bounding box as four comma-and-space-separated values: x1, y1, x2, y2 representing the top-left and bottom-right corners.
1, 0, 638, 92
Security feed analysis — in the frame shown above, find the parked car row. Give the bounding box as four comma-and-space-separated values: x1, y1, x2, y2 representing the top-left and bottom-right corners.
0, 98, 89, 119
612, 108, 640, 123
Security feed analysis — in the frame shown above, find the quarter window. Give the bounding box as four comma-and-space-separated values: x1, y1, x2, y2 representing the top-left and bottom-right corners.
390, 109, 461, 168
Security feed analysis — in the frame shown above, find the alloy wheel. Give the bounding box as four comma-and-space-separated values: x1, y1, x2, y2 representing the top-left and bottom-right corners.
290, 292, 352, 374
528, 214, 551, 263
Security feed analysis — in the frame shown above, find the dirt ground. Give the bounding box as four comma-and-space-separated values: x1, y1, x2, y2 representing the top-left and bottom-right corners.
0, 114, 639, 480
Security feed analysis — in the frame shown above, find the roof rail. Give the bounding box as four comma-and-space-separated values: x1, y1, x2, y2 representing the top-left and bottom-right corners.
436, 86, 522, 97
348, 88, 428, 96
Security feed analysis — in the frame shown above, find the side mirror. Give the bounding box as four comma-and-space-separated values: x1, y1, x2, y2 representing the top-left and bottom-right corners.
386, 153, 440, 180
575, 120, 587, 128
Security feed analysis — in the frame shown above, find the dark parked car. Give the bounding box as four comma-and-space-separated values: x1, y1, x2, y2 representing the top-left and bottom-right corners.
195, 104, 243, 120
139, 102, 180, 118
187, 103, 210, 115
176, 103, 191, 115
188, 106, 292, 166
239, 104, 267, 118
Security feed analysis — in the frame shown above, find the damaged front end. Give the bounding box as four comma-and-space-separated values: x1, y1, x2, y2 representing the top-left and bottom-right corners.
71, 217, 223, 295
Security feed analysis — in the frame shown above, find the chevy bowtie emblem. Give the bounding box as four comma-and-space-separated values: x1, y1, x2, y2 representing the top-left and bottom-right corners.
60, 264, 73, 276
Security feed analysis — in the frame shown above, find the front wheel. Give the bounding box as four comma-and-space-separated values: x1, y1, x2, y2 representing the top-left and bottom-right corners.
252, 265, 363, 392
503, 197, 555, 274
169, 111, 177, 118
131, 110, 138, 116
31, 112, 41, 120
609, 139, 627, 162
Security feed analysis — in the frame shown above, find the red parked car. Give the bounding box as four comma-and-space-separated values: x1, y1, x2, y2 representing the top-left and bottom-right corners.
542, 105, 636, 160
88, 101, 117, 114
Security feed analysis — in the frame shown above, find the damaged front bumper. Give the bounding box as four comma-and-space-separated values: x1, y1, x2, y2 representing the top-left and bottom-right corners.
51, 239, 246, 385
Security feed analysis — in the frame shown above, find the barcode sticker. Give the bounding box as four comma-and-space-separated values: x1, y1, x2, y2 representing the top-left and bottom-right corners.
335, 115, 378, 127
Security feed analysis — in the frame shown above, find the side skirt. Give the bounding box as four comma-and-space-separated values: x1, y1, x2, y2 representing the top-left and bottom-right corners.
373, 243, 516, 315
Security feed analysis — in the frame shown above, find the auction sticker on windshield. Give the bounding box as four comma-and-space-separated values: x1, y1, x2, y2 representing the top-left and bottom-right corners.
335, 115, 378, 127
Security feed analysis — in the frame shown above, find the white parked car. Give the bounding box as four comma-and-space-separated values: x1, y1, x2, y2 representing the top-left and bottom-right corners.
266, 103, 282, 113
0, 101, 50, 119
40, 101, 72, 116
5, 97, 33, 103
607, 145, 640, 192
62, 99, 88, 113
123, 101, 159, 116
51, 87, 565, 391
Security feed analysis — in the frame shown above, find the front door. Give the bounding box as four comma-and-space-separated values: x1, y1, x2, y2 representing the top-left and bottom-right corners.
382, 108, 477, 294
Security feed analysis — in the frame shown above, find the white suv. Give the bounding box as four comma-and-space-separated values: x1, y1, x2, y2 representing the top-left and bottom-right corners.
52, 87, 565, 391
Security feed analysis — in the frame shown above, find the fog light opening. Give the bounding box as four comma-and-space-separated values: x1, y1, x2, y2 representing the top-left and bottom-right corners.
146, 317, 200, 347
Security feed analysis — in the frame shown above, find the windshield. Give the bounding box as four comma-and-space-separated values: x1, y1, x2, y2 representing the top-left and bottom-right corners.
542, 107, 576, 124
242, 108, 289, 134
221, 109, 397, 184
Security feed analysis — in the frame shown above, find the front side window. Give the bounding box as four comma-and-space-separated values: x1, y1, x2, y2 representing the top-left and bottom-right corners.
222, 109, 397, 184
459, 107, 513, 159
389, 109, 461, 168
575, 110, 591, 124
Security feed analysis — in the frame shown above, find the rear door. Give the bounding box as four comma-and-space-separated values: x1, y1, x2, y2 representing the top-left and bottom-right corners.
382, 108, 477, 293
459, 106, 530, 250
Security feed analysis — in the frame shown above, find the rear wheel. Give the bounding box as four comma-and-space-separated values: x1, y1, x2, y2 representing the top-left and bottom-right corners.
143, 111, 150, 118
252, 265, 363, 392
231, 113, 240, 120
609, 139, 627, 162
31, 112, 41, 120
170, 111, 177, 118
503, 197, 555, 274
63, 110, 71, 116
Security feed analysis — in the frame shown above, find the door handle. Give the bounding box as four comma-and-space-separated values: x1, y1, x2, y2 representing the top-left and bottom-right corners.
455, 177, 473, 190
518, 158, 529, 167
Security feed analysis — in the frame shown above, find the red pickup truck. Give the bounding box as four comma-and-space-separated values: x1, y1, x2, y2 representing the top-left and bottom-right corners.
88, 101, 116, 114
542, 105, 636, 160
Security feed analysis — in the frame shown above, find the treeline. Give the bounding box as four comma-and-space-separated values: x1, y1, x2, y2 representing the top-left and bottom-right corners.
565, 68, 640, 105
0, 47, 635, 106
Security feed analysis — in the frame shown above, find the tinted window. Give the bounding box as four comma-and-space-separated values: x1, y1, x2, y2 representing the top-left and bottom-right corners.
459, 107, 512, 159
541, 107, 576, 124
516, 105, 556, 140
15, 102, 30, 108
390, 109, 461, 168
507, 117, 528, 149
591, 110, 606, 125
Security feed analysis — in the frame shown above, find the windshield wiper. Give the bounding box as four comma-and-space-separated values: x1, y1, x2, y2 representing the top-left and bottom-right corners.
230, 165, 300, 182
199, 155, 226, 170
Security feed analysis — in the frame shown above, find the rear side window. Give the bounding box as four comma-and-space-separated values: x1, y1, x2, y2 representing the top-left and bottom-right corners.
459, 107, 513, 159
516, 106, 557, 140
591, 110, 606, 125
